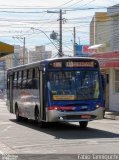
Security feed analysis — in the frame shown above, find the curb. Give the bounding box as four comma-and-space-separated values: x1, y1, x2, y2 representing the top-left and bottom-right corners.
105, 112, 119, 120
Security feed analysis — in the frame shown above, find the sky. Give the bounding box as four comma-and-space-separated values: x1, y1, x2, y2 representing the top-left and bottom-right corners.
0, 0, 119, 56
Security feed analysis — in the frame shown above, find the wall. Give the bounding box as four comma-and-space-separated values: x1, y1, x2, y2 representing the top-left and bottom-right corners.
107, 4, 119, 52
90, 12, 113, 53
109, 68, 119, 111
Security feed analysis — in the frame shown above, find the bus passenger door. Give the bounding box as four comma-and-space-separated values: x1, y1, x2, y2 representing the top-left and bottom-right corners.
39, 71, 46, 121
9, 75, 13, 113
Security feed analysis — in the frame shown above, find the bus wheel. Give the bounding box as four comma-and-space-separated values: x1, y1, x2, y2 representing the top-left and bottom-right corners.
15, 107, 22, 122
103, 110, 105, 118
35, 107, 39, 123
79, 121, 88, 129
35, 109, 46, 128
38, 121, 46, 128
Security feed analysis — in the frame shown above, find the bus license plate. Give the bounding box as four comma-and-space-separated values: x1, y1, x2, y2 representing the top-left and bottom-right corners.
81, 115, 91, 119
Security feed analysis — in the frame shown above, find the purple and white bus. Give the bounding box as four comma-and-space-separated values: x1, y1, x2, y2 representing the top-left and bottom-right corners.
6, 57, 105, 128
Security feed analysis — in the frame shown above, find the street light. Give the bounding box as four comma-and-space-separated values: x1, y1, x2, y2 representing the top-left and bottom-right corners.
30, 27, 58, 51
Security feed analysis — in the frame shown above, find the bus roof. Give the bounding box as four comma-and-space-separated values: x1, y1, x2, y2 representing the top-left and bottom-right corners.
7, 56, 98, 72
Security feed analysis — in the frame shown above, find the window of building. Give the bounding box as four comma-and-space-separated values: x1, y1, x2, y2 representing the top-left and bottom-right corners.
115, 70, 119, 93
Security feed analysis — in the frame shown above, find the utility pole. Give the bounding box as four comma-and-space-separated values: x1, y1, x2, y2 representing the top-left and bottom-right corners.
73, 27, 76, 56
23, 37, 25, 65
47, 9, 65, 57
59, 9, 63, 57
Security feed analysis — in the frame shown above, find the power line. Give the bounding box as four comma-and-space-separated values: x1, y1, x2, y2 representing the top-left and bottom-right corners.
75, 0, 96, 8
0, 6, 108, 12
56, 0, 76, 8
63, 0, 85, 8
0, 10, 45, 13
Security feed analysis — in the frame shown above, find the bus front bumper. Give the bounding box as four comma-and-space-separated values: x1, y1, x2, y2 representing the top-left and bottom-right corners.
46, 107, 104, 122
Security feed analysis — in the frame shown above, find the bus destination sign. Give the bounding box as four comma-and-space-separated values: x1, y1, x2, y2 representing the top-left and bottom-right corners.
66, 61, 94, 68
52, 62, 62, 68
50, 61, 95, 68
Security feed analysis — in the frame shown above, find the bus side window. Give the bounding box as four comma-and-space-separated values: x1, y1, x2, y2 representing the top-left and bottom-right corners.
31, 79, 38, 89
7, 75, 10, 99
32, 68, 39, 89
27, 68, 39, 89
7, 75, 10, 90
27, 69, 33, 89
18, 71, 22, 89
22, 70, 27, 89
13, 72, 18, 89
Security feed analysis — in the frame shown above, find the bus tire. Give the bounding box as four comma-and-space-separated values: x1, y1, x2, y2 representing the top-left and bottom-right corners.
79, 121, 88, 129
34, 107, 46, 128
34, 106, 40, 123
15, 106, 22, 122
103, 110, 105, 118
38, 121, 46, 128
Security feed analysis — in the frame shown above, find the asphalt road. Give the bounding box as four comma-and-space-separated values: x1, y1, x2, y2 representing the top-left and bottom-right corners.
0, 99, 119, 160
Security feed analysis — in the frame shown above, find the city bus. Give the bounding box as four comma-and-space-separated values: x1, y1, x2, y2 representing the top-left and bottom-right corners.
6, 57, 105, 128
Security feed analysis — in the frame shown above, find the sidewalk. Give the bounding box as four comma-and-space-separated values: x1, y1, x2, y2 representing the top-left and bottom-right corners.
105, 111, 119, 120
0, 98, 6, 106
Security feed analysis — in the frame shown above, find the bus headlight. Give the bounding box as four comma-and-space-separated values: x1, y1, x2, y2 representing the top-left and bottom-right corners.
96, 105, 100, 109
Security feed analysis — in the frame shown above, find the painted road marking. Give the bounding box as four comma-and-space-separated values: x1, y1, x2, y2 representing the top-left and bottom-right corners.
1, 126, 12, 132
0, 141, 17, 155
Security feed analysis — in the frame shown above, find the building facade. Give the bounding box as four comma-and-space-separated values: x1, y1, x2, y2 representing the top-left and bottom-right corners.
92, 51, 119, 111
107, 4, 119, 51
4, 45, 52, 68
29, 45, 52, 63
90, 12, 112, 53
90, 4, 119, 112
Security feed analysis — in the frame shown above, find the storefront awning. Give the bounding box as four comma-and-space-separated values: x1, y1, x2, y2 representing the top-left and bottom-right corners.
0, 41, 14, 57
91, 51, 119, 68
88, 44, 103, 49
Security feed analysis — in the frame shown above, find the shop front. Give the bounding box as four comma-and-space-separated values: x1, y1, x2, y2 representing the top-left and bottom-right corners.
92, 51, 119, 111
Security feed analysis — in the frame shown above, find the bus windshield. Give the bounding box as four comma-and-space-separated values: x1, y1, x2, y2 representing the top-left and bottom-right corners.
47, 70, 100, 101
